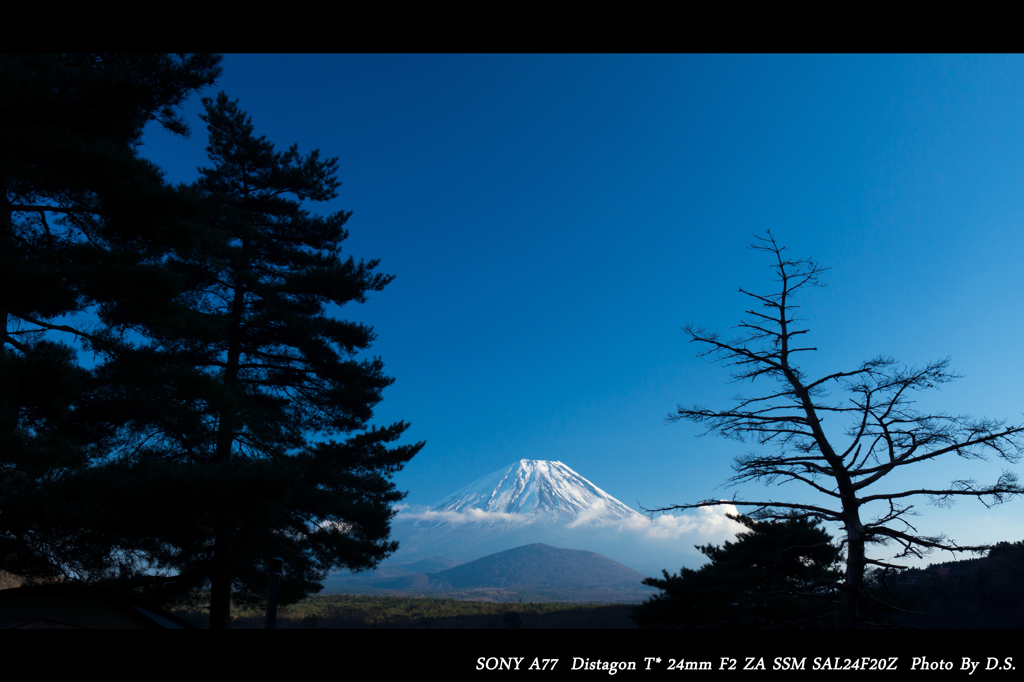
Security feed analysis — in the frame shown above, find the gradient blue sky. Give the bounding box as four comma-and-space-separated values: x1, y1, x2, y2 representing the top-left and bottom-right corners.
141, 54, 1024, 567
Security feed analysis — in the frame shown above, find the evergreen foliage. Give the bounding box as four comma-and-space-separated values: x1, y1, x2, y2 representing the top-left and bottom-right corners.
1, 54, 222, 343
1, 53, 222, 584
632, 514, 842, 628
1, 58, 421, 629
94, 93, 423, 627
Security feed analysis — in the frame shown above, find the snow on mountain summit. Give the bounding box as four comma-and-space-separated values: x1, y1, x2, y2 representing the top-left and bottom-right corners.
429, 459, 643, 522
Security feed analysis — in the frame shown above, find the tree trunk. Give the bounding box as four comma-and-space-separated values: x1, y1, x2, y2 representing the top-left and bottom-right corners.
208, 236, 247, 629
209, 530, 233, 629
1, 175, 14, 435
840, 523, 866, 628
1, 173, 10, 354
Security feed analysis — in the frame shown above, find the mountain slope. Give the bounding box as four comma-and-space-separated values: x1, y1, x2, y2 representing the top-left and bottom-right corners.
428, 543, 647, 587
428, 459, 643, 522
377, 543, 648, 590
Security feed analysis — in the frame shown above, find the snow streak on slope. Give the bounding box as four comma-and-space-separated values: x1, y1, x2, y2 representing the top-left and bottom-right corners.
429, 459, 643, 522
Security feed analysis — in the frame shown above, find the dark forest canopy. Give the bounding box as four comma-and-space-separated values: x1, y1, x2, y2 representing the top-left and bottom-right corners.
2, 53, 226, 585
0, 54, 422, 628
866, 539, 1024, 628
632, 514, 842, 628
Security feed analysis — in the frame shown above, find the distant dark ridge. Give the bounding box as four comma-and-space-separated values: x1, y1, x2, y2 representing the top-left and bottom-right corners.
403, 557, 464, 574
378, 543, 646, 590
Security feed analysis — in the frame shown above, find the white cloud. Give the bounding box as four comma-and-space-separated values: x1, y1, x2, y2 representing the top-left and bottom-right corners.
398, 507, 543, 526
397, 501, 744, 540
564, 500, 744, 540
318, 520, 353, 534
565, 499, 612, 528
631, 505, 745, 540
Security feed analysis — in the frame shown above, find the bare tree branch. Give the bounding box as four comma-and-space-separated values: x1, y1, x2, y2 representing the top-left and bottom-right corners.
656, 231, 1024, 627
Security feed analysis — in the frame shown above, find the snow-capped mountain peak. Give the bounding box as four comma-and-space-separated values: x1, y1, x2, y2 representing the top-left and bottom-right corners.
429, 459, 642, 521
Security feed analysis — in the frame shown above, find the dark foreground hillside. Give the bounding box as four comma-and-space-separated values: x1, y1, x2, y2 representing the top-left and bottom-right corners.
172, 594, 638, 629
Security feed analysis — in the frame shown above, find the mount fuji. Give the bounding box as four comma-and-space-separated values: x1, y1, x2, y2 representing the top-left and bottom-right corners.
428, 459, 644, 525
387, 459, 658, 570
326, 459, 744, 589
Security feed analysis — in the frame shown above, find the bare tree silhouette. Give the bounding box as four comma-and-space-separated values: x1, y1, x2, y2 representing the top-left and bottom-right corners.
650, 232, 1024, 627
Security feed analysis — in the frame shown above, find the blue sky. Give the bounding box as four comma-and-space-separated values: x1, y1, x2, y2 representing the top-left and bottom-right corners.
141, 54, 1024, 568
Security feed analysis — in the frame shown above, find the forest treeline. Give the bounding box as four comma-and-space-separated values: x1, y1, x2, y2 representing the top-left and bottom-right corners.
170, 593, 637, 629
870, 540, 1024, 628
